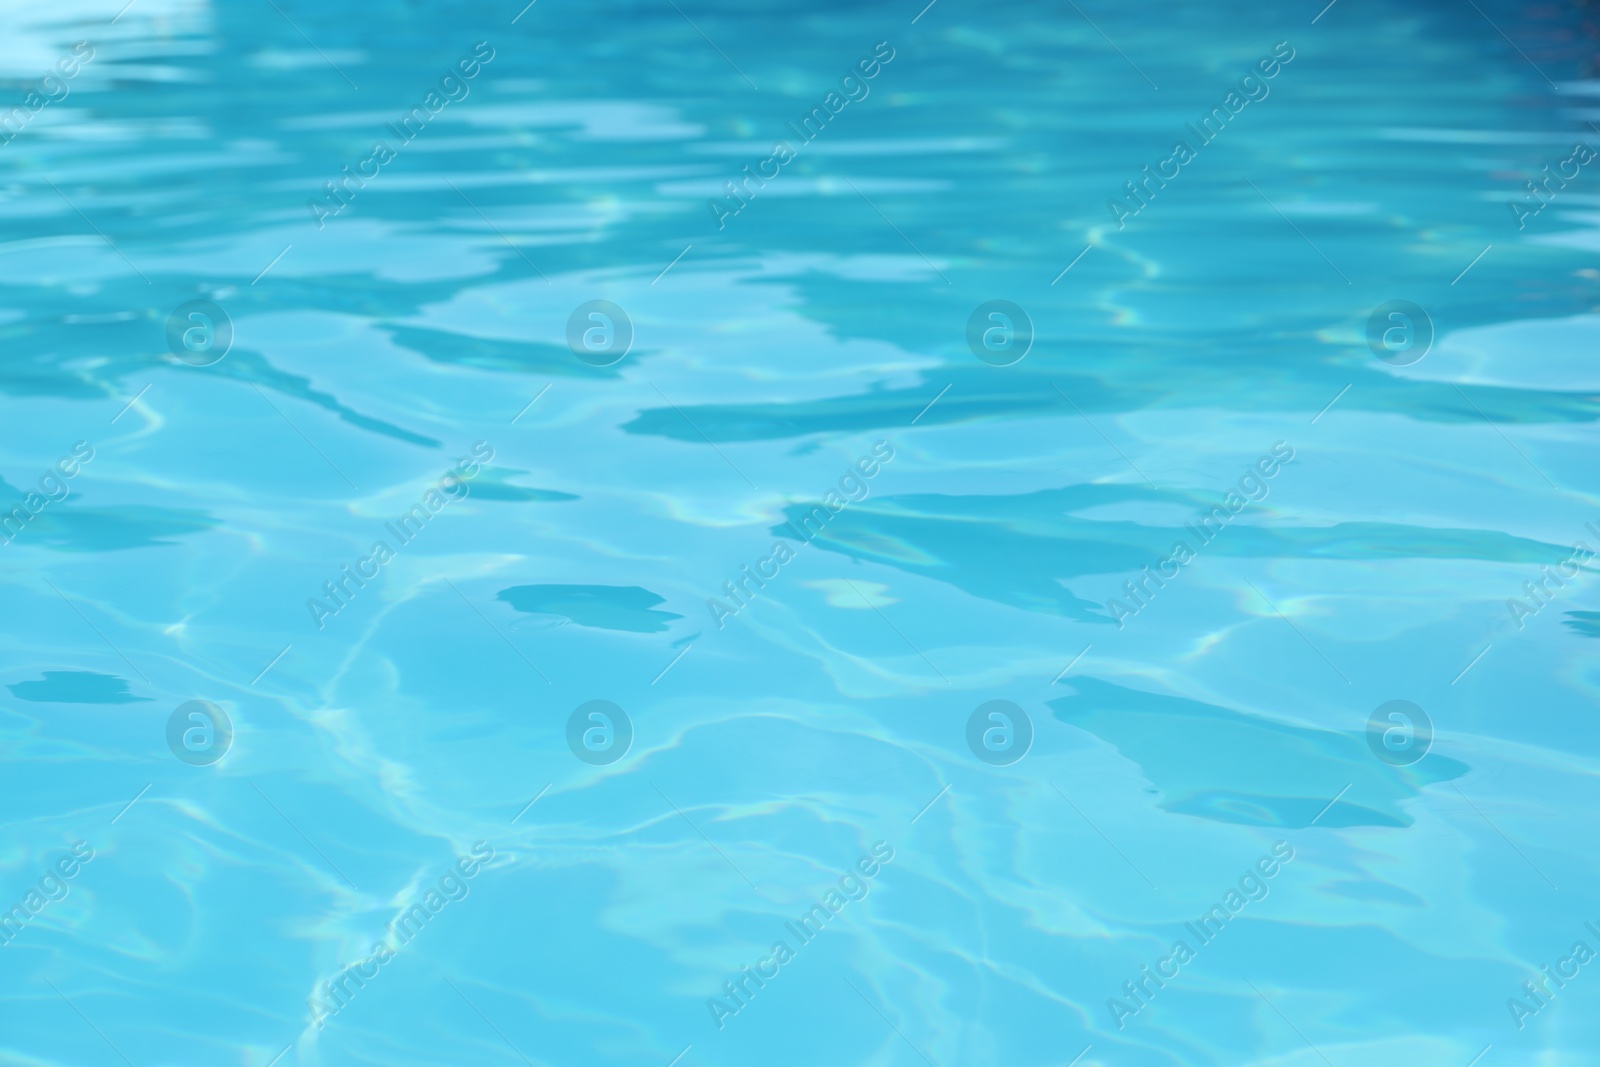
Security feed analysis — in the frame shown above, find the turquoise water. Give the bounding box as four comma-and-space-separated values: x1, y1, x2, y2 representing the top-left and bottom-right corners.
2, 0, 1599, 1063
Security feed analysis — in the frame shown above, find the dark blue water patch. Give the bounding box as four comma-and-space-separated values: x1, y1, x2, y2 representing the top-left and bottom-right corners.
0, 306, 438, 449
1325, 878, 1426, 908
1164, 790, 1407, 830
8, 670, 148, 704
385, 325, 627, 379
205, 348, 439, 448
495, 584, 682, 633
0, 500, 215, 552
468, 468, 579, 503
1563, 611, 1600, 638
771, 486, 1574, 623
0, 459, 215, 549
0, 313, 139, 400
1049, 676, 1469, 830
622, 363, 1600, 444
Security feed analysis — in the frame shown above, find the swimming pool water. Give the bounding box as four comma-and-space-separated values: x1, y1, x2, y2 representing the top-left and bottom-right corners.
2, 0, 1599, 1064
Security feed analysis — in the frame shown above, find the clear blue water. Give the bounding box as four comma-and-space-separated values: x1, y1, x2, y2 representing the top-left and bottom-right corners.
2, 0, 1599, 1064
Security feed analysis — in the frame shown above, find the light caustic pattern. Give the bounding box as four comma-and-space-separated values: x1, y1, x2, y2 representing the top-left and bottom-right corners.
0, 0, 1598, 1066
